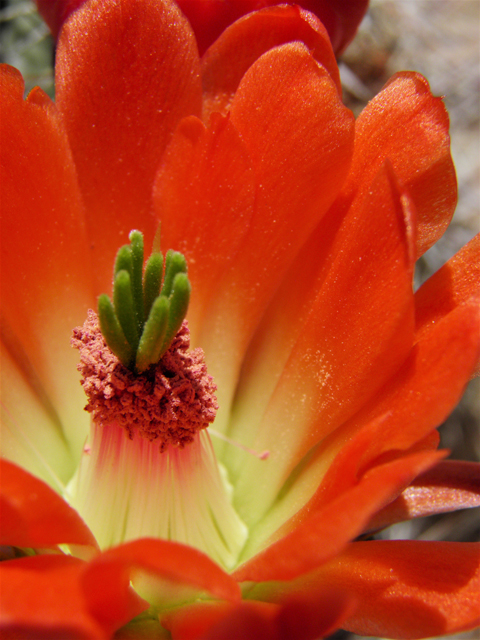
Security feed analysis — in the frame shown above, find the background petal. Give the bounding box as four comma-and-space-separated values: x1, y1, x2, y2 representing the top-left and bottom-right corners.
368, 460, 480, 531
201, 4, 340, 119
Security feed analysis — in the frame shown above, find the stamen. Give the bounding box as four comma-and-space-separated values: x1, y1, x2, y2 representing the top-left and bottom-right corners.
209, 428, 270, 460
72, 312, 217, 450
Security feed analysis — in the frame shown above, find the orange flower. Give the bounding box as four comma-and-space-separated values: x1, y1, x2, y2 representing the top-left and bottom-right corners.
1, 1, 479, 638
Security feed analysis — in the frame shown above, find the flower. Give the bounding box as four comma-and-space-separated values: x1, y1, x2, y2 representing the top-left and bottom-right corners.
1, 0, 480, 638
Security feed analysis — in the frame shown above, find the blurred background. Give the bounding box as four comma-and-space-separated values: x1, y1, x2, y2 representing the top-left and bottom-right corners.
1, 0, 479, 638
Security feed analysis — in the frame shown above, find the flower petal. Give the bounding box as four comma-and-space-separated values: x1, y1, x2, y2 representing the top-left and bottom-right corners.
0, 555, 107, 640
197, 42, 354, 429
0, 459, 98, 550
162, 601, 278, 640
55, 0, 202, 293
201, 4, 341, 119
162, 587, 356, 640
273, 300, 480, 532
233, 450, 444, 582
228, 161, 415, 526
340, 72, 457, 258
82, 538, 240, 625
367, 460, 480, 532
154, 113, 255, 341
0, 553, 146, 639
317, 541, 480, 639
415, 233, 480, 345
0, 64, 94, 462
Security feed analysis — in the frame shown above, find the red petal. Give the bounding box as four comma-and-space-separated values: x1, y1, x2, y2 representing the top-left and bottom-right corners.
163, 589, 356, 640
0, 459, 98, 550
275, 588, 356, 640
228, 161, 415, 525
35, 0, 85, 38
55, 0, 202, 293
201, 4, 340, 119
36, 0, 368, 56
83, 538, 240, 629
340, 72, 457, 258
317, 541, 480, 639
0, 555, 108, 639
178, 0, 367, 57
367, 460, 480, 531
162, 601, 279, 640
233, 450, 444, 582
0, 64, 94, 460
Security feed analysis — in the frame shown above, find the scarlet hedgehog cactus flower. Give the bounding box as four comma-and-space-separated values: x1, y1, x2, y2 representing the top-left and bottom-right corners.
0, 0, 479, 638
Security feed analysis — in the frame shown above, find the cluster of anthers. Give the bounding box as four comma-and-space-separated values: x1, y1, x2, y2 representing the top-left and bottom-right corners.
72, 230, 218, 450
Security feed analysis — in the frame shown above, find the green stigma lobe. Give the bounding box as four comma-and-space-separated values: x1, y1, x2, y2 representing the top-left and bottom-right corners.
136, 295, 169, 373
98, 294, 135, 369
143, 252, 163, 319
97, 230, 191, 374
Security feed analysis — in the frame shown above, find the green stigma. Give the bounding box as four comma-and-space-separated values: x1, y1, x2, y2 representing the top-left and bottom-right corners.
97, 230, 191, 373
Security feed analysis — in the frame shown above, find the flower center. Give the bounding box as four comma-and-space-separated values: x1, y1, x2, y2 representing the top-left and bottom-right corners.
72, 311, 217, 450
67, 231, 248, 567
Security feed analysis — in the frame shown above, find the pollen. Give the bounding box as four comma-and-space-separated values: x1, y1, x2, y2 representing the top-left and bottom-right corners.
72, 310, 218, 450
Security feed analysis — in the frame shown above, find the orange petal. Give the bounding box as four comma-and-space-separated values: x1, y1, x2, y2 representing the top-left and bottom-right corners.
0, 459, 98, 550
228, 162, 415, 526
233, 450, 444, 582
316, 541, 480, 639
55, 0, 202, 293
300, 301, 480, 512
0, 64, 94, 459
0, 555, 108, 639
367, 460, 480, 532
415, 233, 480, 343
83, 538, 240, 628
201, 4, 340, 119
197, 43, 354, 430
153, 113, 255, 340
340, 72, 457, 258
0, 553, 146, 639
